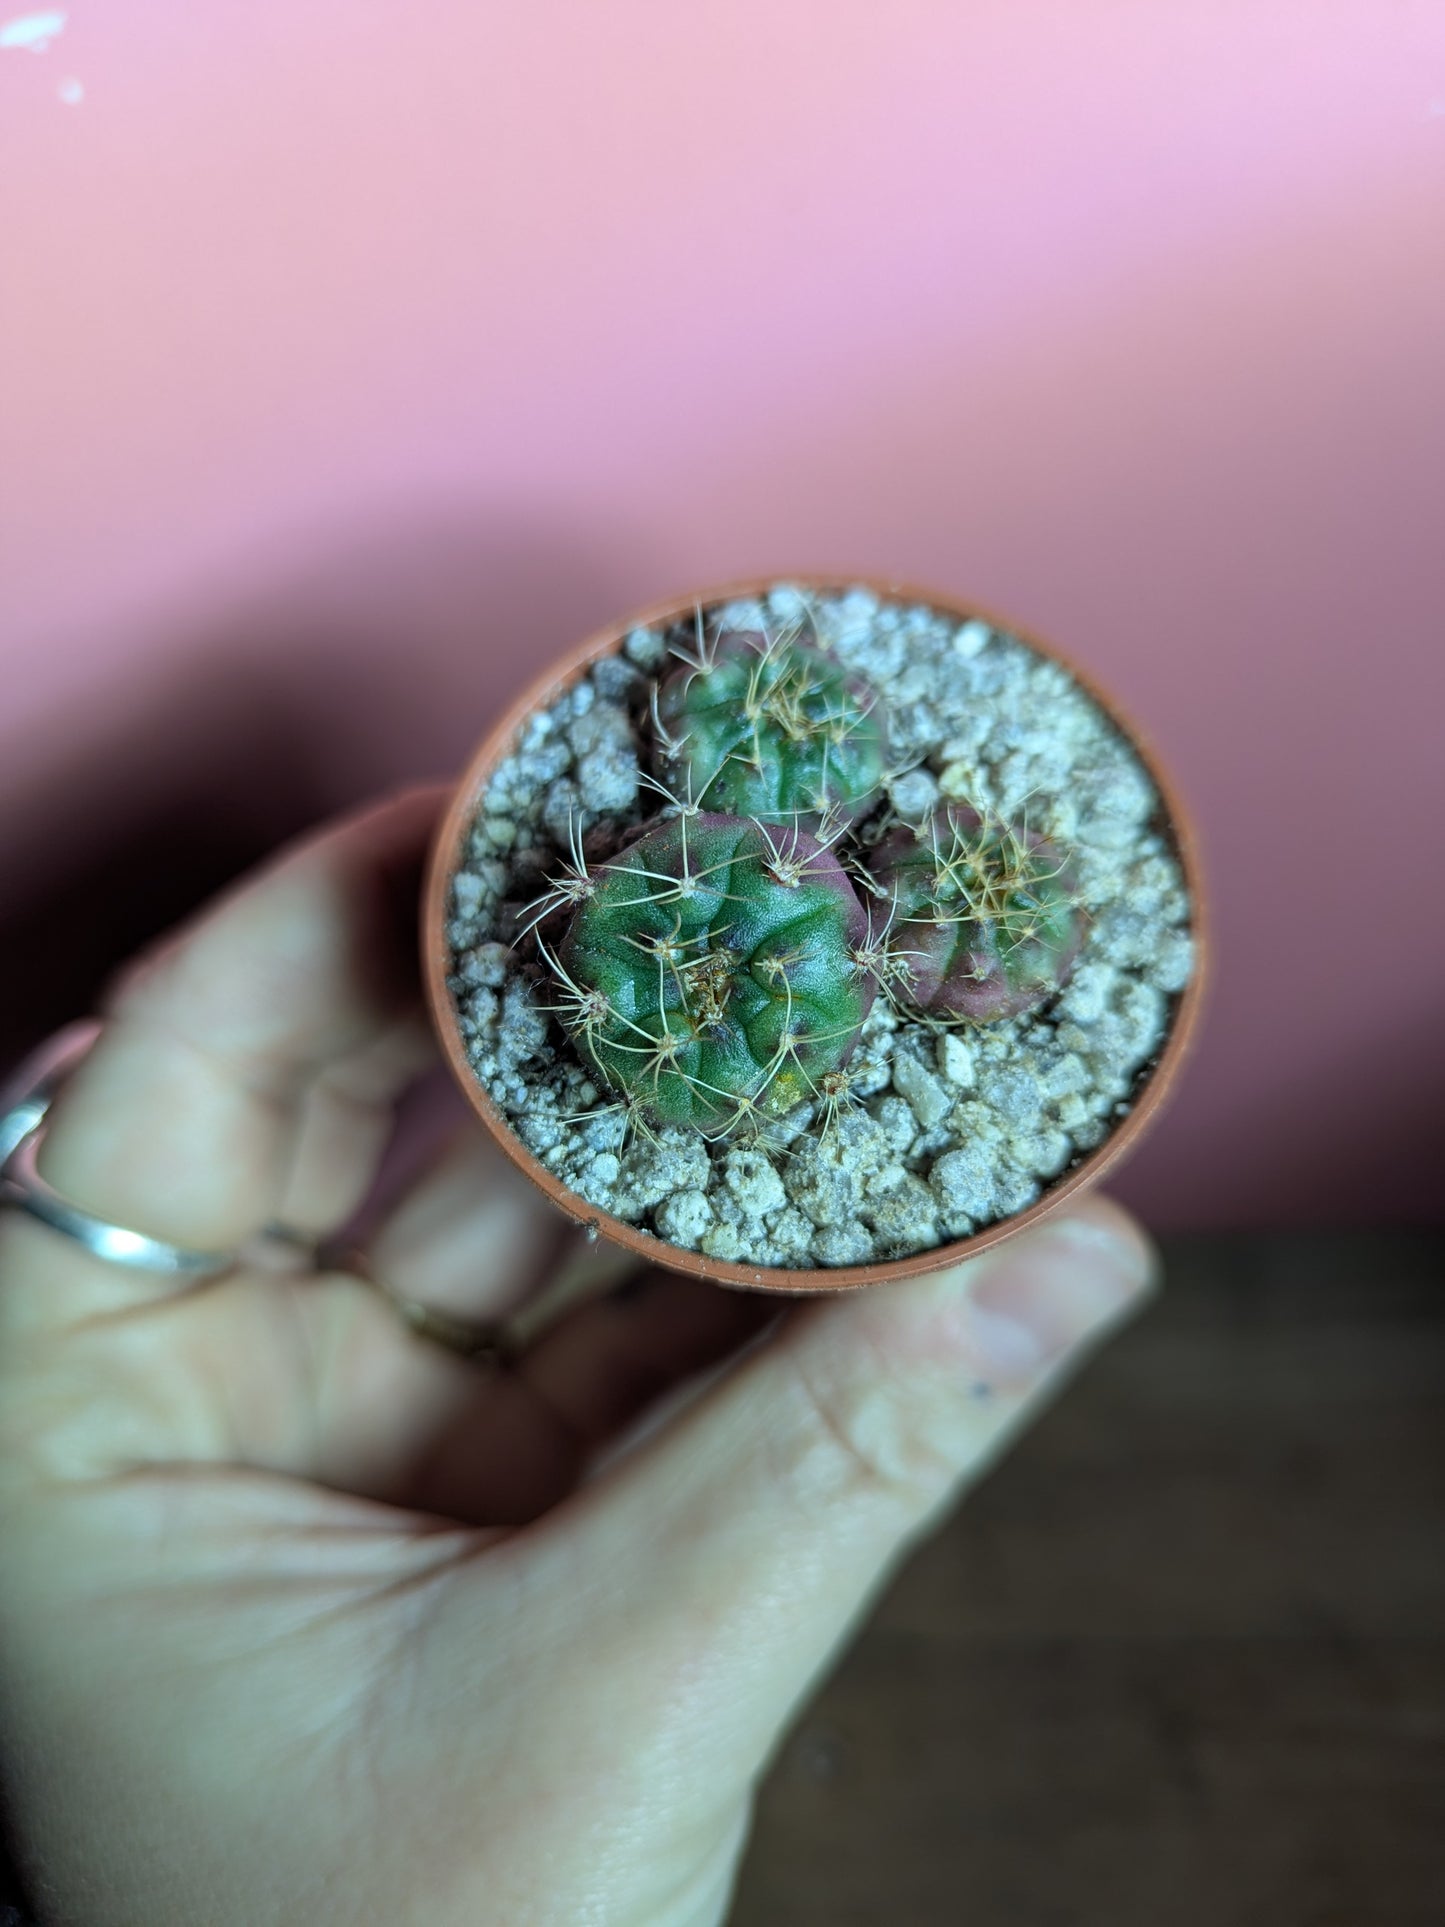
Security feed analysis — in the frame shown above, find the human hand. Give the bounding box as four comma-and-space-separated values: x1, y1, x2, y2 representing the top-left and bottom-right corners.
0, 787, 1158, 1927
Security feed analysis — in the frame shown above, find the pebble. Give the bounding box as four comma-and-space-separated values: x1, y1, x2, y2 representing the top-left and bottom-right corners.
937, 1032, 977, 1089
592, 654, 643, 702
1006, 1129, 1073, 1178
953, 618, 991, 658
891, 1049, 951, 1130
930, 1146, 997, 1235
452, 872, 487, 919
872, 1094, 918, 1155
723, 1147, 787, 1217
867, 1172, 940, 1253
811, 1222, 875, 1266
656, 1189, 714, 1245
1056, 961, 1115, 1025
769, 1206, 816, 1260
887, 767, 941, 820
624, 626, 666, 670
788, 1153, 857, 1228
577, 747, 638, 814
976, 1065, 1045, 1128
583, 1152, 621, 1189
616, 1129, 711, 1212
1147, 929, 1195, 994
459, 941, 511, 987
701, 1221, 746, 1262
542, 777, 584, 844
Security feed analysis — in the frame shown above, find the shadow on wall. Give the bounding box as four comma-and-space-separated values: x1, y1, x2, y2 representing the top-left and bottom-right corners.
1181, 1008, 1445, 1231
0, 511, 640, 1073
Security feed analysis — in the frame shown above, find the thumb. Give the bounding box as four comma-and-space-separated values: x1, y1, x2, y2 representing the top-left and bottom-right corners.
540, 1195, 1157, 1778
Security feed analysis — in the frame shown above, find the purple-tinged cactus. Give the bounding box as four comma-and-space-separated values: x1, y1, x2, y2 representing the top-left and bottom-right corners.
867, 804, 1088, 1022
653, 625, 885, 830
540, 812, 878, 1133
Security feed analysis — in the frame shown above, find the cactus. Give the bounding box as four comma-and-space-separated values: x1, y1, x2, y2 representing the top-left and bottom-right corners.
867, 804, 1088, 1022
653, 624, 885, 830
542, 811, 878, 1132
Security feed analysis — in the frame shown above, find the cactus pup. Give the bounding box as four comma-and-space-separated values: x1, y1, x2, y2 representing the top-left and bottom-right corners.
653, 624, 885, 830
867, 803, 1088, 1022
541, 811, 878, 1133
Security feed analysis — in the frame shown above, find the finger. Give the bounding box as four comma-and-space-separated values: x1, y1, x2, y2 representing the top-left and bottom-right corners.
287, 1266, 585, 1526
29, 1242, 584, 1527
421, 1197, 1157, 1770
288, 1260, 772, 1524
515, 1267, 777, 1452
270, 1011, 439, 1239
362, 1125, 576, 1327
17, 786, 446, 1316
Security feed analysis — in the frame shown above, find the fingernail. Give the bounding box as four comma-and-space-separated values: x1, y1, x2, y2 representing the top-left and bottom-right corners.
966, 1213, 1155, 1387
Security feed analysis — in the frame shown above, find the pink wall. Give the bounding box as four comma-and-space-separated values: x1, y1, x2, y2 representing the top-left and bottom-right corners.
3, 2, 1443, 1228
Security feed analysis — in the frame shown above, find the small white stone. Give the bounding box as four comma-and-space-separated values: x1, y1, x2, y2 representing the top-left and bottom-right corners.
459, 941, 510, 988
769, 1206, 815, 1258
1008, 1129, 1073, 1178
937, 1032, 976, 1089
891, 1050, 951, 1129
700, 1221, 746, 1262
872, 1094, 917, 1154
656, 1190, 714, 1247
811, 1222, 875, 1266
930, 1146, 997, 1231
577, 747, 638, 814
623, 626, 665, 670
767, 583, 812, 622
452, 872, 486, 915
1056, 961, 1116, 1026
723, 1147, 786, 1217
887, 768, 941, 821
954, 618, 992, 658
867, 1173, 940, 1252
1147, 929, 1195, 994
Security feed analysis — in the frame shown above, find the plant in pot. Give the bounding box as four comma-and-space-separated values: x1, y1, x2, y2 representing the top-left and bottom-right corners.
423, 578, 1205, 1294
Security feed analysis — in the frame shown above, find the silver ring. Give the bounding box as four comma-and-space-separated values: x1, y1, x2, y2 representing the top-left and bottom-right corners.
0, 1020, 240, 1279
0, 1022, 513, 1358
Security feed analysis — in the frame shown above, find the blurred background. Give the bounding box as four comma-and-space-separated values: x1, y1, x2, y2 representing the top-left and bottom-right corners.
2, 4, 1442, 1921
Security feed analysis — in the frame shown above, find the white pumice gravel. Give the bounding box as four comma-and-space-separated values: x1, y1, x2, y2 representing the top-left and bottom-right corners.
443, 585, 1195, 1269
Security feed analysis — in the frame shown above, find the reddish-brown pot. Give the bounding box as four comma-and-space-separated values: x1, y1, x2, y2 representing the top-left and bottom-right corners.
422, 576, 1209, 1294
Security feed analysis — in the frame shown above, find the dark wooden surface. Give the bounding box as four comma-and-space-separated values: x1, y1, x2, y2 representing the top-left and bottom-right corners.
732, 1230, 1445, 1927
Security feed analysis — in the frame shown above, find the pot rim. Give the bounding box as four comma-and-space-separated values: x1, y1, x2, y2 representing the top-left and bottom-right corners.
421, 573, 1210, 1294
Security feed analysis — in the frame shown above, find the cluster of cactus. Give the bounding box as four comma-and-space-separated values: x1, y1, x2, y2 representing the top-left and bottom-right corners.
520, 619, 1089, 1138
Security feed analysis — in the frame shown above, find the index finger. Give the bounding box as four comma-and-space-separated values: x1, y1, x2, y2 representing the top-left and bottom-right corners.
29, 784, 448, 1255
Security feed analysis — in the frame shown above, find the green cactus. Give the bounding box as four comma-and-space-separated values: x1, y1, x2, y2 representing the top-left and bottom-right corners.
542, 811, 878, 1133
653, 624, 885, 830
867, 804, 1088, 1022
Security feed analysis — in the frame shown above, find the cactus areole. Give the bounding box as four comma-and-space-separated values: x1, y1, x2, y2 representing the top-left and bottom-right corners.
655, 628, 885, 828
553, 813, 877, 1131
869, 804, 1089, 1022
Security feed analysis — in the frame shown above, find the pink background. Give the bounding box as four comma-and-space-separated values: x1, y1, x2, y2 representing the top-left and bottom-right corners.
3, 2, 1443, 1228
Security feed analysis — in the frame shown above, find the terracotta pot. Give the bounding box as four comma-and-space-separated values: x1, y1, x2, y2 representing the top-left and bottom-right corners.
422, 576, 1209, 1295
